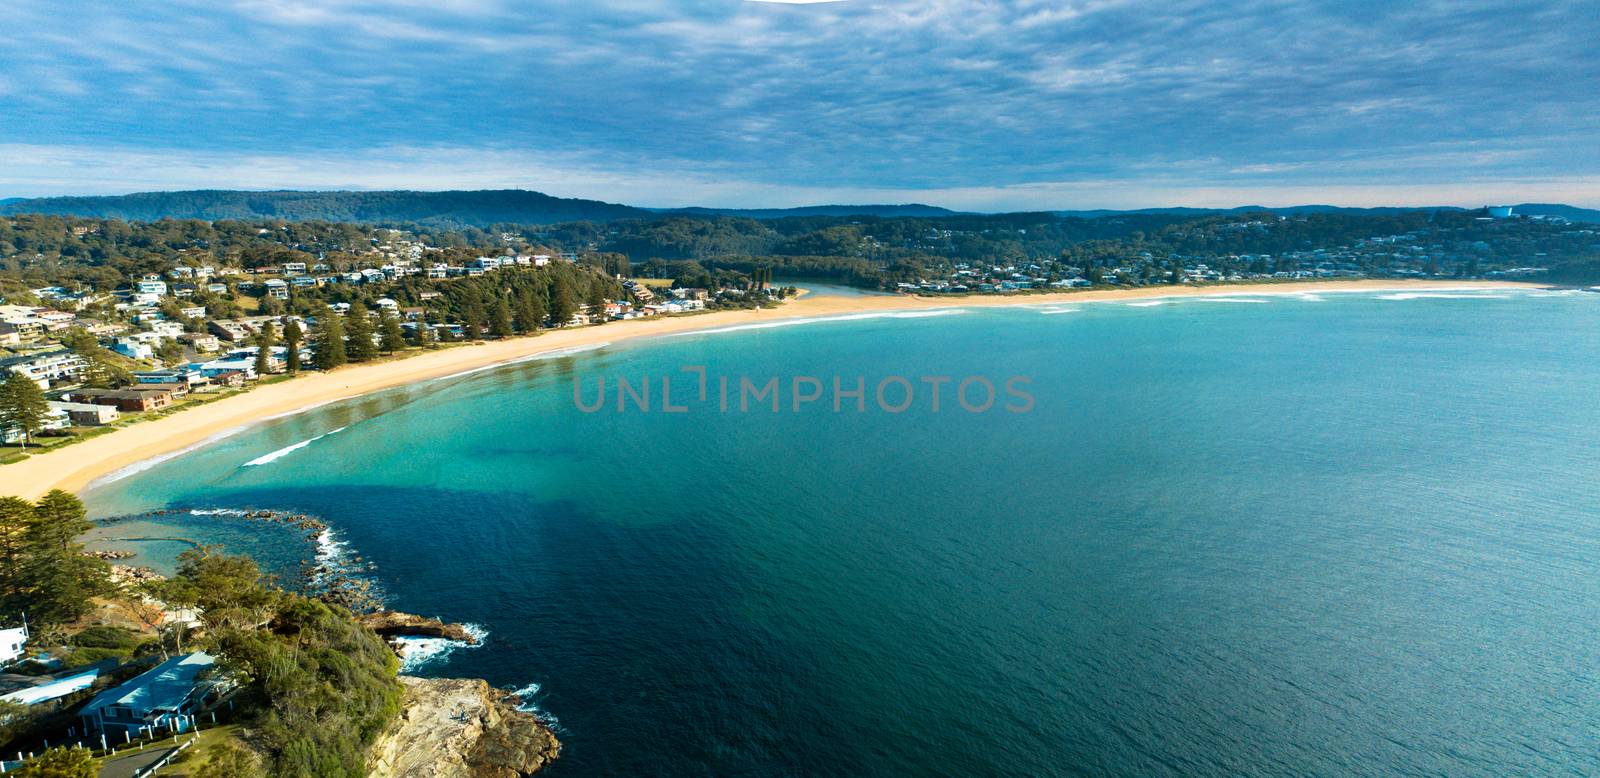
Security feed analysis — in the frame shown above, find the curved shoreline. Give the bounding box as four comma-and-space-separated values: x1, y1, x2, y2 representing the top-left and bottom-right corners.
0, 279, 1544, 499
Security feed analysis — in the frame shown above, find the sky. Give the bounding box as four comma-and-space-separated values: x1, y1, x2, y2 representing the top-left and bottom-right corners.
1, 0, 1597, 210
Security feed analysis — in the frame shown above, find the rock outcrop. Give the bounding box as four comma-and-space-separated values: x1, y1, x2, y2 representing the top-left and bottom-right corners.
358, 611, 479, 643
369, 677, 560, 777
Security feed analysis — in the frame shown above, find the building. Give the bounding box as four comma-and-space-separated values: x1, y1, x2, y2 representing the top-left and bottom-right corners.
264, 278, 290, 299
180, 332, 222, 352
135, 279, 168, 296
79, 652, 224, 738
0, 350, 88, 389
49, 400, 120, 426
0, 664, 105, 706
207, 320, 255, 342
0, 625, 25, 665
69, 388, 175, 413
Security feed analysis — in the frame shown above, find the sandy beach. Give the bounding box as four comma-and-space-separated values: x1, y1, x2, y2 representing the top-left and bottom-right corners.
0, 279, 1542, 499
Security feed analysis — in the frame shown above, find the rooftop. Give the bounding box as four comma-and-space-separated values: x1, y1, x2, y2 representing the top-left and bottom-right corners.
80, 652, 216, 717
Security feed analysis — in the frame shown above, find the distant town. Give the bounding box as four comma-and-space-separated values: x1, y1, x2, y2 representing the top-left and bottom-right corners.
0, 204, 1594, 456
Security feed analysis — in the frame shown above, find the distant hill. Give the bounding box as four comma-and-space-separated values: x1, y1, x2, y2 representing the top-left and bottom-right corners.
664, 204, 961, 219
1501, 203, 1600, 223
1, 188, 1594, 225
0, 189, 652, 226
1059, 203, 1600, 223
1057, 205, 1471, 218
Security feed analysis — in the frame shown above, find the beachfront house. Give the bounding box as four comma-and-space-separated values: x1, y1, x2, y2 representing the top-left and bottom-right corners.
69, 388, 175, 413
48, 400, 120, 426
79, 652, 227, 739
0, 624, 26, 665
0, 350, 89, 389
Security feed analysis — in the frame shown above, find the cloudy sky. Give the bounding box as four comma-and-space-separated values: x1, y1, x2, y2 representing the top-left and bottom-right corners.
2, 0, 1596, 209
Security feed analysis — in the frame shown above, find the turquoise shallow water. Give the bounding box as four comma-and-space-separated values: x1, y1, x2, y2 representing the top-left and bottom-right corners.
83, 289, 1600, 776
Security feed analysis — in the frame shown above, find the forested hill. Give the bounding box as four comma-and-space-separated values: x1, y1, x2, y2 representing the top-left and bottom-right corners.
0, 189, 652, 226
0, 189, 963, 226
665, 204, 960, 219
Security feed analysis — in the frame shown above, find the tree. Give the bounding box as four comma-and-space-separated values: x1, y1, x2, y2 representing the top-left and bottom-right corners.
13, 746, 94, 778
488, 300, 513, 339
0, 496, 32, 615
461, 303, 485, 341
377, 307, 406, 354
0, 492, 108, 627
411, 311, 433, 348
155, 339, 186, 366
344, 306, 378, 362
586, 283, 608, 319
282, 318, 303, 374
311, 307, 346, 370
548, 277, 577, 327
60, 328, 128, 389
0, 373, 50, 448
21, 491, 108, 624
512, 291, 545, 334
254, 320, 278, 377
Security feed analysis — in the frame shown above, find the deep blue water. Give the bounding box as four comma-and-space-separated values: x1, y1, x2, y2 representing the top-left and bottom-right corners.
83, 289, 1600, 776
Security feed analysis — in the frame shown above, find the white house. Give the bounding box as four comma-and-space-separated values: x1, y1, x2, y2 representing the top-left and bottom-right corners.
0, 624, 26, 665
135, 279, 168, 296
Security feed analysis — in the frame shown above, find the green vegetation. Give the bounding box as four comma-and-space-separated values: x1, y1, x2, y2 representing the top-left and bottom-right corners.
171, 547, 401, 777
11, 745, 94, 777
0, 374, 50, 447
0, 490, 111, 625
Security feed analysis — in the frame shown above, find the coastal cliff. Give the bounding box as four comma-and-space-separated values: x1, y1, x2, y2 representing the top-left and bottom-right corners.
369, 677, 561, 778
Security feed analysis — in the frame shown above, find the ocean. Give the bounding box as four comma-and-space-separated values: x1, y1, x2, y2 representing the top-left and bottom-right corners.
81, 288, 1600, 776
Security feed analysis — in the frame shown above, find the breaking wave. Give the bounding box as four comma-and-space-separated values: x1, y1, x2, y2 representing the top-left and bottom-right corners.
396, 623, 489, 673
241, 426, 347, 467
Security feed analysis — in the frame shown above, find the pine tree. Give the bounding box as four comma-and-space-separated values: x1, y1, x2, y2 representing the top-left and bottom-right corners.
412, 311, 433, 348
489, 300, 514, 338
377, 307, 407, 354
513, 291, 545, 334
549, 277, 577, 326
282, 318, 303, 374
311, 306, 347, 370
254, 321, 278, 377
0, 374, 50, 448
462, 303, 486, 341
22, 491, 108, 624
344, 305, 378, 362
586, 284, 608, 318
0, 496, 32, 615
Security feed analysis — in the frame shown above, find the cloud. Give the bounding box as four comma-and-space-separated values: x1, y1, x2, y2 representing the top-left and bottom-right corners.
0, 0, 1596, 207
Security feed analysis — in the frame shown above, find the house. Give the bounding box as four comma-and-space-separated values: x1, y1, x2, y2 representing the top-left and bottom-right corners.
0, 350, 88, 389
49, 400, 120, 426
374, 298, 399, 312
282, 261, 307, 275
180, 332, 222, 352
208, 320, 255, 342
0, 664, 103, 706
112, 338, 153, 360
134, 367, 207, 388
79, 652, 225, 738
0, 625, 25, 665
263, 279, 290, 299
135, 279, 168, 296
70, 388, 175, 413
207, 369, 247, 388
179, 305, 207, 319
